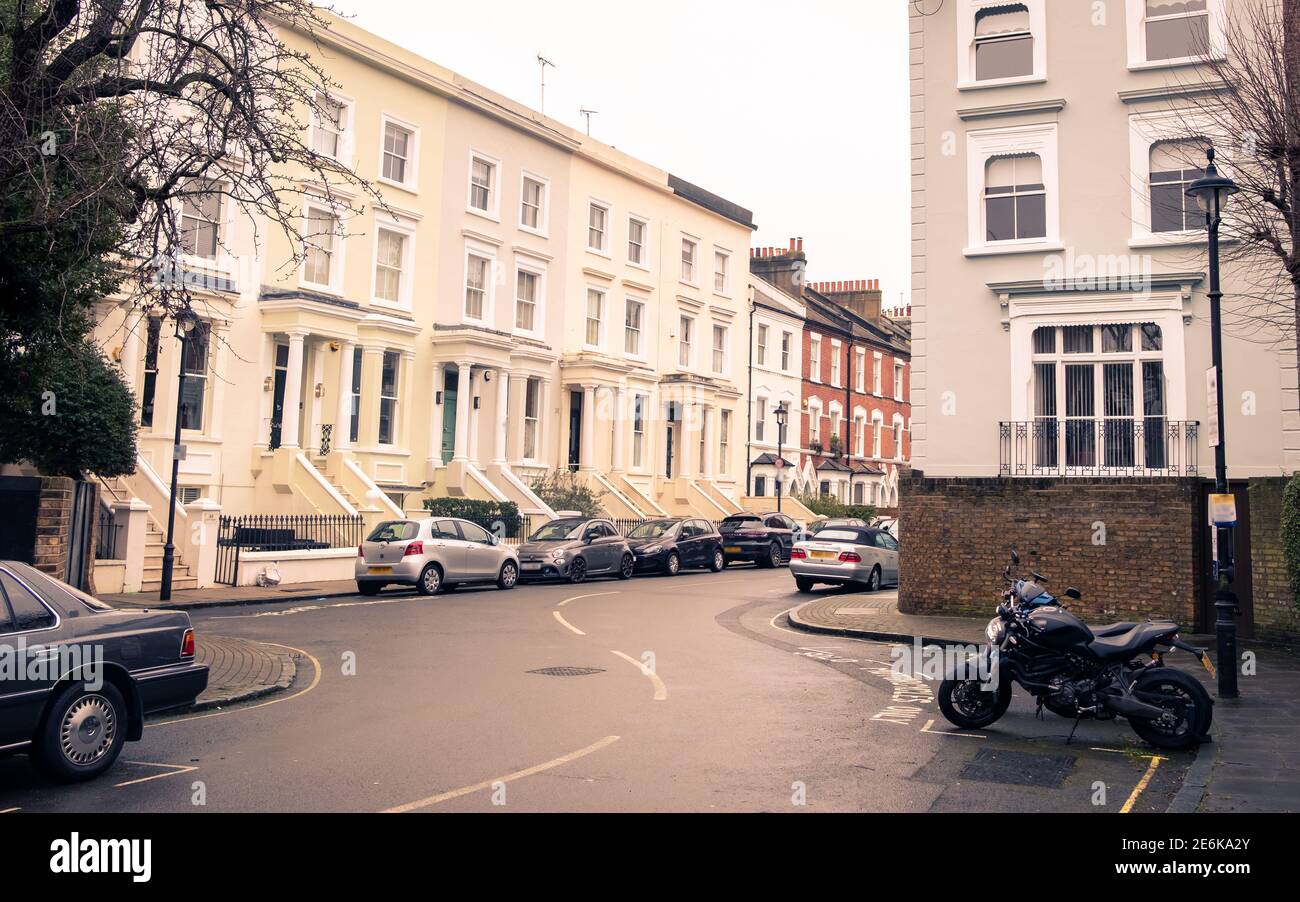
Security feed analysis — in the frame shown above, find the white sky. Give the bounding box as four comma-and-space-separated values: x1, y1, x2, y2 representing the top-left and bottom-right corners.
332, 0, 912, 309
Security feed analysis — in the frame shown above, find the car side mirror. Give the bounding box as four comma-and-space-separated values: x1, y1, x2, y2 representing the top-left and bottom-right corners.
583, 531, 597, 544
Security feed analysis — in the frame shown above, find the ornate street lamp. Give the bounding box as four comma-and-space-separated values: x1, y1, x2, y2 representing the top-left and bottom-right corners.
160, 310, 199, 601
1185, 146, 1240, 698
774, 402, 789, 514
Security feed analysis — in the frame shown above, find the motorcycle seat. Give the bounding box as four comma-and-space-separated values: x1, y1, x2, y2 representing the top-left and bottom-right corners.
1091, 621, 1138, 638
1087, 621, 1179, 661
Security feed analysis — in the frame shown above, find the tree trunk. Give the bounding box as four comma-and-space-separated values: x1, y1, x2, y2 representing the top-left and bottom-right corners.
1285, 0, 1300, 397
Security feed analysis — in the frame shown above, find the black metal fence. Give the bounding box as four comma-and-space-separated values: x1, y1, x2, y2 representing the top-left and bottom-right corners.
999, 419, 1199, 477
215, 514, 364, 585
95, 505, 123, 560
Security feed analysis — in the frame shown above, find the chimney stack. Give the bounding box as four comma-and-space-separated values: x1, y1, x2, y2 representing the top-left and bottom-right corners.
749, 237, 808, 299
809, 278, 885, 323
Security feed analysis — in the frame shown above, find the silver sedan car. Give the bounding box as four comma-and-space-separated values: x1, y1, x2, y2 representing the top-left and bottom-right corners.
355, 518, 520, 596
789, 526, 899, 593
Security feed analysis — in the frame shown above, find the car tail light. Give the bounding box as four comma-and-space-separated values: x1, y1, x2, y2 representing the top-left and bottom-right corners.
738, 530, 764, 538
790, 548, 807, 559
180, 628, 196, 659
404, 541, 424, 556
838, 551, 862, 563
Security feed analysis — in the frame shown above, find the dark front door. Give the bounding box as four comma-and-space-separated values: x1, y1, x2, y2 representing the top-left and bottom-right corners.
270, 344, 289, 448
568, 391, 583, 471
1199, 481, 1254, 638
0, 476, 40, 564
441, 368, 458, 464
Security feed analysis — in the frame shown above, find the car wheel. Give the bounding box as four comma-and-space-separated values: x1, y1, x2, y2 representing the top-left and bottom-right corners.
863, 566, 881, 592
759, 542, 781, 569
618, 553, 635, 580
709, 550, 725, 572
497, 561, 518, 590
568, 557, 588, 584
416, 564, 442, 596
795, 577, 816, 593
357, 583, 382, 596
665, 552, 680, 576
34, 681, 127, 783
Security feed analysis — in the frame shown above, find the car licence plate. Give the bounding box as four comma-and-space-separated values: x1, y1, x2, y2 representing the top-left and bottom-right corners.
521, 563, 542, 571
724, 546, 741, 554
1200, 652, 1217, 677
368, 566, 393, 575
810, 550, 836, 560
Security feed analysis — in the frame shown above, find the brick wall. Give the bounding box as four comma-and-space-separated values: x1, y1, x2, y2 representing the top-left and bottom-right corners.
899, 476, 1201, 626
34, 476, 76, 580
1247, 477, 1300, 643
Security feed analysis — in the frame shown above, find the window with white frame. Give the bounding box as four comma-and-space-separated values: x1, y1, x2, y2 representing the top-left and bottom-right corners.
628, 216, 647, 265
872, 354, 882, 395
1030, 322, 1170, 470
1143, 0, 1209, 62
830, 340, 842, 386
523, 378, 540, 459
178, 321, 210, 430
754, 396, 767, 442
808, 336, 821, 382
808, 402, 822, 443
515, 268, 540, 332
632, 395, 646, 468
756, 324, 768, 366
894, 361, 905, 400
520, 175, 546, 231
585, 288, 605, 348
712, 324, 727, 374
464, 253, 490, 321
893, 417, 905, 459
311, 93, 349, 161
1149, 138, 1209, 233
382, 120, 416, 187
180, 180, 223, 259
588, 202, 609, 253
872, 413, 883, 458
348, 347, 362, 443
974, 3, 1033, 80
624, 298, 644, 356
781, 331, 792, 371
303, 204, 339, 289
373, 225, 410, 307
854, 348, 866, 393
854, 414, 866, 457
967, 123, 1059, 252
681, 238, 698, 283
714, 250, 730, 293
719, 410, 730, 474
378, 351, 400, 445
985, 154, 1046, 242
469, 155, 497, 214
678, 315, 694, 368
829, 407, 842, 447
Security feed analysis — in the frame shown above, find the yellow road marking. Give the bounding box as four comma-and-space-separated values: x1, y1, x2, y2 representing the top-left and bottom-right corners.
552, 610, 585, 636
611, 650, 668, 701
558, 591, 617, 608
114, 761, 199, 788
147, 643, 322, 727
381, 735, 621, 813
1121, 755, 1166, 813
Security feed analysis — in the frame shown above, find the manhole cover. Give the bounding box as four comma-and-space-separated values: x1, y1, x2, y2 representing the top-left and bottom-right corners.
959, 749, 1076, 788
528, 667, 605, 677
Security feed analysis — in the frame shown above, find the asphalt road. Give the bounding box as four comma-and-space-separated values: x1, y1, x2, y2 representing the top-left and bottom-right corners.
0, 565, 1195, 813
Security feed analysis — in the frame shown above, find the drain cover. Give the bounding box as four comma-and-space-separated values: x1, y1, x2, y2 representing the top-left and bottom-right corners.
959, 749, 1076, 788
528, 666, 605, 677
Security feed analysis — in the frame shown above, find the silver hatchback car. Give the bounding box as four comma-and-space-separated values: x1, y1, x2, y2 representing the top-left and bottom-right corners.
355, 518, 520, 596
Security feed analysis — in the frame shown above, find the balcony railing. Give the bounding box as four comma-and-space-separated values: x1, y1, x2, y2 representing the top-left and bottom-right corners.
999, 419, 1199, 477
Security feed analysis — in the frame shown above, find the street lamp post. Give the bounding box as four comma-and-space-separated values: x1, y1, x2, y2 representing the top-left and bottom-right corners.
775, 402, 789, 514
1186, 146, 1240, 698
160, 312, 198, 602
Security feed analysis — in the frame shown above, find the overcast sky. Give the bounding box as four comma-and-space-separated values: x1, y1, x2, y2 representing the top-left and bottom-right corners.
333, 0, 912, 310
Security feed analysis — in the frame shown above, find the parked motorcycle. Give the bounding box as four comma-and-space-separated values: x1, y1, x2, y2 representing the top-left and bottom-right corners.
937, 551, 1214, 749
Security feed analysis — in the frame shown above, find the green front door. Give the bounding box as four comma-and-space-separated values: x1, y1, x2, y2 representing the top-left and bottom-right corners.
441, 368, 458, 464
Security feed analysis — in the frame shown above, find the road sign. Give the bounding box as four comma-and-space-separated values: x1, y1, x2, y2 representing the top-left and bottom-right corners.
1206, 366, 1220, 448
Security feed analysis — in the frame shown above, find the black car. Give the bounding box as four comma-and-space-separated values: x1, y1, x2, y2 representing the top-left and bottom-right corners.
626, 518, 725, 575
0, 561, 209, 782
515, 517, 635, 583
719, 512, 798, 568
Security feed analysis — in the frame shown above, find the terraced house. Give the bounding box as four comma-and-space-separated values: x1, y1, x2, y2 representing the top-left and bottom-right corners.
91, 13, 757, 591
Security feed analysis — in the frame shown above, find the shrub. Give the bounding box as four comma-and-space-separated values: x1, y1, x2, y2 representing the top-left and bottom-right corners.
422, 497, 522, 536
802, 492, 876, 523
1283, 473, 1300, 608
529, 469, 606, 517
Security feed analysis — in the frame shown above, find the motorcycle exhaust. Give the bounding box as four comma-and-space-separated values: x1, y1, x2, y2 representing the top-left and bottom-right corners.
1103, 694, 1166, 721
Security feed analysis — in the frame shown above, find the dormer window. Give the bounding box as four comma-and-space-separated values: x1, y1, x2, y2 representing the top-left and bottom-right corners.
975, 4, 1033, 80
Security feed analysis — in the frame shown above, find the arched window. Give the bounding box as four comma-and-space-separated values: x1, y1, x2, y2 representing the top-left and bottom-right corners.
985, 154, 1045, 241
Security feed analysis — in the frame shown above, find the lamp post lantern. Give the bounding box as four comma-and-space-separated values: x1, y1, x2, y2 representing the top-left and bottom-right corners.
160, 311, 199, 602
1185, 146, 1240, 698
774, 402, 789, 514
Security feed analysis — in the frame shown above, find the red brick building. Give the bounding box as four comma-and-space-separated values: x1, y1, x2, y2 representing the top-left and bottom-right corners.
751, 242, 911, 510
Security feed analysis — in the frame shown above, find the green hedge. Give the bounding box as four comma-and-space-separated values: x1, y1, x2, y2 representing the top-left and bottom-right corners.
422, 498, 523, 536
801, 493, 876, 522
1283, 473, 1300, 609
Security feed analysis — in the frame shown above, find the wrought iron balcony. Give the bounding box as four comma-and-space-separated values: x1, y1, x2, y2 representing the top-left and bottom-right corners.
999, 419, 1199, 477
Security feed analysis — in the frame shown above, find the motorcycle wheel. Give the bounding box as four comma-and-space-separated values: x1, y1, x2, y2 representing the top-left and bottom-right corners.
1128, 668, 1213, 750
937, 677, 1012, 730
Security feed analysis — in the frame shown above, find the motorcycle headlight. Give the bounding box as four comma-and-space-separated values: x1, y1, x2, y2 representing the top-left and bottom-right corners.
986, 617, 1006, 644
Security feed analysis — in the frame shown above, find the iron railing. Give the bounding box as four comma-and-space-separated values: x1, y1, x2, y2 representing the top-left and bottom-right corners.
319, 424, 333, 457
215, 513, 364, 585
95, 505, 123, 560
999, 419, 1199, 477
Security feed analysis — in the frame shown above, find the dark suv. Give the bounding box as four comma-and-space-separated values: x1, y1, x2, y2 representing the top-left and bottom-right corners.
719, 513, 797, 568
515, 518, 635, 583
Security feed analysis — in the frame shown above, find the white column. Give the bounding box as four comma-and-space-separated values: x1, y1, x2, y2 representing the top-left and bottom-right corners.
539, 377, 554, 468
453, 361, 472, 462
468, 368, 482, 464
580, 384, 596, 471
120, 310, 142, 389
507, 373, 528, 463
611, 385, 627, 475
701, 404, 715, 479
428, 363, 446, 467
679, 403, 694, 480
334, 341, 355, 451
280, 331, 307, 449
492, 368, 509, 466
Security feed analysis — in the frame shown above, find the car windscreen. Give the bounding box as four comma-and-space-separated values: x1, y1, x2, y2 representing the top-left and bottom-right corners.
366, 521, 419, 542
812, 529, 869, 544
627, 521, 675, 539
719, 517, 760, 531
529, 519, 586, 541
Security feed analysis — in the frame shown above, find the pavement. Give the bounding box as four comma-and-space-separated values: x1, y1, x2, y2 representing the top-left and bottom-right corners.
193, 635, 298, 711
788, 587, 1300, 814
101, 579, 358, 610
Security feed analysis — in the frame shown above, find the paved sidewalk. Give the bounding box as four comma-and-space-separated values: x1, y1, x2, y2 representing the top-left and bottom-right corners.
789, 590, 1300, 813
102, 579, 358, 611
191, 635, 298, 711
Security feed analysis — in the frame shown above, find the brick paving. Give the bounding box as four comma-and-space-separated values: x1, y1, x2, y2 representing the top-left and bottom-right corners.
193, 635, 298, 711
788, 589, 986, 645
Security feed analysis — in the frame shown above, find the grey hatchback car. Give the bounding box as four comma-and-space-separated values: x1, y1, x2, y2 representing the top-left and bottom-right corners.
355, 518, 520, 596
515, 517, 635, 583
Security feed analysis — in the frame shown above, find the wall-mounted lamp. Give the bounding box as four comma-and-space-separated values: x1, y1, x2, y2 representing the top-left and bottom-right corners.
329, 341, 341, 352
263, 376, 273, 392
483, 369, 493, 383
435, 391, 442, 406
473, 396, 481, 410
314, 383, 324, 398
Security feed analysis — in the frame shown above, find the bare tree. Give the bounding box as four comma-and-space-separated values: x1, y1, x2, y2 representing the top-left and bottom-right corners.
0, 0, 377, 320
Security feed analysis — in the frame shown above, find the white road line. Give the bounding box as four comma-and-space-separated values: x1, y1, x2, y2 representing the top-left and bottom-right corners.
1121, 755, 1166, 813
147, 643, 322, 727
552, 610, 586, 636
611, 650, 668, 701
558, 591, 617, 608
210, 597, 411, 619
381, 735, 621, 813
115, 762, 199, 788
920, 718, 987, 739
